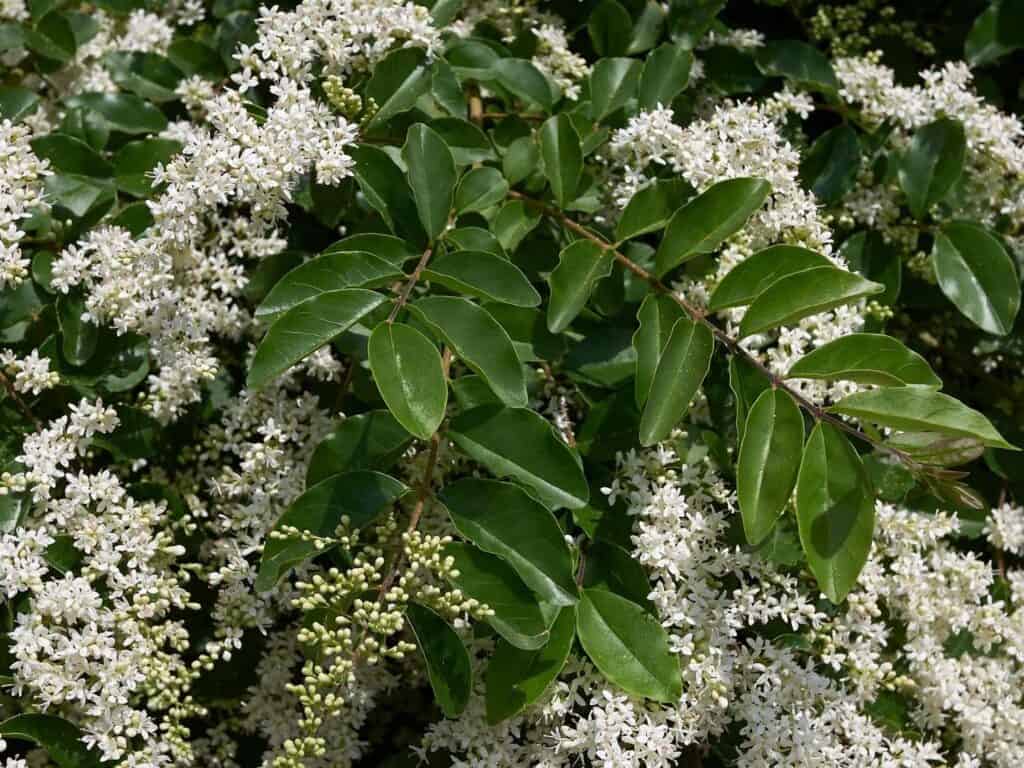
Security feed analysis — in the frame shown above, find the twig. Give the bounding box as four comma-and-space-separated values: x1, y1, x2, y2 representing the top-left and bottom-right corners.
386, 247, 433, 324
0, 370, 40, 429
508, 191, 919, 468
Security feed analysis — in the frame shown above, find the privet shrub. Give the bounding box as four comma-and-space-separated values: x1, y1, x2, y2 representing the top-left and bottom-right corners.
1, 0, 1024, 765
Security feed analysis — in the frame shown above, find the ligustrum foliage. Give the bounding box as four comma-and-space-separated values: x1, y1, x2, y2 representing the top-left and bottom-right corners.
1, 0, 1023, 765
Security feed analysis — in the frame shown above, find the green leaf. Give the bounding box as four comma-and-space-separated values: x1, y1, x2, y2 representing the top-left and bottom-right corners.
796, 423, 875, 603
429, 117, 494, 165
367, 322, 448, 440
485, 607, 575, 723
931, 221, 1020, 336
64, 92, 167, 134
547, 240, 614, 333
24, 12, 76, 63
350, 145, 425, 244
256, 471, 408, 590
255, 251, 401, 322
402, 123, 456, 240
31, 134, 112, 177
0, 714, 102, 768
45, 174, 115, 219
446, 226, 505, 256
576, 588, 682, 702
800, 124, 860, 204
492, 200, 541, 252
737, 389, 804, 545
449, 405, 590, 510
886, 432, 986, 467
633, 293, 686, 408
324, 233, 419, 266
840, 231, 901, 306
638, 316, 714, 446
306, 411, 412, 486
540, 114, 583, 207
830, 386, 1016, 450
582, 540, 654, 610
708, 245, 832, 311
638, 42, 693, 111
430, 57, 465, 117
589, 0, 633, 56
445, 542, 557, 649
490, 58, 558, 111
965, 3, 1017, 66
729, 354, 771, 443
454, 166, 508, 213
615, 179, 688, 243
113, 137, 181, 196
424, 250, 539, 307
754, 40, 839, 92
898, 118, 966, 219
0, 86, 41, 122
502, 135, 539, 186
787, 333, 941, 388
247, 289, 386, 389
406, 602, 472, 717
739, 266, 884, 338
994, 0, 1024, 48
655, 177, 771, 276
410, 296, 527, 407
104, 50, 184, 102
590, 57, 641, 121
442, 478, 578, 606
364, 47, 431, 132
57, 293, 98, 366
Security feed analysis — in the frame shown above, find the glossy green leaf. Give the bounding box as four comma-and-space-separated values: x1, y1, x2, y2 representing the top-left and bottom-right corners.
638, 316, 714, 446
633, 293, 686, 408
485, 607, 575, 723
590, 57, 641, 121
655, 177, 771, 276
406, 602, 472, 717
931, 221, 1020, 336
350, 145, 425, 244
255, 471, 409, 590
104, 50, 184, 102
364, 47, 431, 131
898, 117, 966, 219
0, 86, 41, 122
615, 179, 688, 243
255, 251, 401, 321
739, 266, 884, 338
830, 386, 1016, 450
402, 123, 456, 240
442, 477, 577, 606
787, 334, 941, 388
423, 250, 540, 307
800, 124, 860, 204
576, 588, 682, 702
449, 405, 589, 510
113, 137, 181, 196
737, 389, 804, 545
411, 296, 526, 407
582, 540, 654, 610
707, 245, 832, 311
64, 92, 167, 134
323, 233, 419, 266
31, 134, 112, 177
840, 230, 901, 306
0, 714, 101, 768
430, 117, 494, 165
547, 240, 614, 333
367, 321, 448, 440
638, 42, 693, 111
492, 200, 541, 252
965, 4, 1017, 66
796, 423, 875, 603
540, 114, 583, 207
445, 542, 555, 649
248, 289, 386, 388
490, 58, 557, 111
454, 166, 509, 214
306, 410, 412, 486
729, 355, 771, 443
755, 39, 839, 92
588, 0, 633, 56
57, 293, 98, 366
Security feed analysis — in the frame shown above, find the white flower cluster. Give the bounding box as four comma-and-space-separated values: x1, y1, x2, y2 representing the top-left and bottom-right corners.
0, 349, 58, 395
0, 120, 49, 289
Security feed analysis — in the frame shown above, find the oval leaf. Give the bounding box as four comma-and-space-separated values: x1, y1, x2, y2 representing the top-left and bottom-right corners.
655, 177, 771, 276
411, 296, 527, 407
638, 43, 693, 112
306, 410, 412, 486
547, 239, 614, 333
708, 245, 832, 311
0, 714, 102, 768
424, 250, 540, 307
442, 477, 578, 606
367, 321, 448, 440
406, 602, 472, 718
739, 266, 884, 338
590, 57, 641, 121
248, 289, 386, 388
448, 405, 590, 510
737, 389, 804, 545
787, 333, 941, 388
540, 113, 583, 206
639, 316, 714, 446
403, 123, 456, 240
455, 166, 509, 214
633, 293, 686, 409
796, 423, 875, 603
899, 117, 966, 219
576, 588, 682, 702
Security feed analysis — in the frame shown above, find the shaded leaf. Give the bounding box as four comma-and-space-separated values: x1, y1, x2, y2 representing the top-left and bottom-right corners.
367, 322, 448, 440
406, 602, 472, 717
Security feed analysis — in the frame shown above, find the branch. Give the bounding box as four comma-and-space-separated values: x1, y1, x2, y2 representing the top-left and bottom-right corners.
0, 370, 41, 429
508, 191, 919, 468
387, 246, 432, 324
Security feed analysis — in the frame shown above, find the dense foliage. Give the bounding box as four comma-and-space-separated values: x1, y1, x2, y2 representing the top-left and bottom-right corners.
2, 0, 1024, 766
